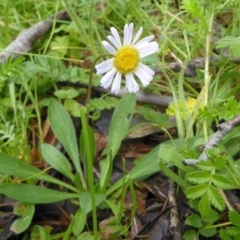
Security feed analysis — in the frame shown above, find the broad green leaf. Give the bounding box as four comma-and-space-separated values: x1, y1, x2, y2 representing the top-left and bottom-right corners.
229, 211, 240, 227
10, 202, 35, 234
183, 230, 198, 240
79, 192, 106, 214
72, 208, 87, 236
185, 214, 202, 228
0, 153, 77, 192
48, 99, 81, 174
40, 143, 75, 182
185, 184, 208, 199
199, 227, 217, 237
198, 192, 211, 218
211, 174, 233, 189
129, 145, 160, 181
207, 185, 225, 211
187, 171, 212, 184
99, 93, 136, 191
202, 209, 220, 224
188, 199, 200, 210
0, 184, 79, 204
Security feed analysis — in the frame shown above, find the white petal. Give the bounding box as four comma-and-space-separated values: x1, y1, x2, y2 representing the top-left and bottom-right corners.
110, 27, 122, 48
126, 73, 139, 93
107, 35, 121, 49
139, 42, 159, 58
131, 26, 143, 45
111, 72, 122, 94
134, 35, 154, 48
139, 62, 155, 76
124, 23, 133, 45
95, 58, 114, 75
102, 41, 116, 55
134, 65, 154, 87
100, 68, 117, 89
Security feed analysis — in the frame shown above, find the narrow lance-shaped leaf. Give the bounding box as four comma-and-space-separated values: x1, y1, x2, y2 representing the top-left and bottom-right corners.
99, 93, 136, 191
40, 143, 75, 182
0, 184, 80, 204
0, 153, 77, 192
48, 99, 81, 174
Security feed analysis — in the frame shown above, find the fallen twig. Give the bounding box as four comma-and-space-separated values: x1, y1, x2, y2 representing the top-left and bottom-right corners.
0, 10, 69, 63
168, 179, 182, 240
157, 55, 240, 77
183, 114, 240, 166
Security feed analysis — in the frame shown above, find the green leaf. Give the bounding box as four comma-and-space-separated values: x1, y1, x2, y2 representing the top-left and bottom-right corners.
196, 161, 214, 171
79, 124, 95, 168
54, 88, 79, 99
159, 161, 189, 189
64, 99, 82, 117
40, 143, 75, 182
185, 214, 202, 228
187, 171, 212, 184
79, 192, 106, 214
0, 152, 76, 191
229, 211, 240, 227
159, 143, 193, 172
226, 227, 240, 237
183, 230, 198, 240
0, 184, 79, 204
185, 184, 208, 199
202, 209, 220, 224
199, 227, 217, 237
128, 145, 160, 181
207, 185, 225, 211
10, 202, 35, 234
213, 156, 226, 170
211, 174, 233, 189
30, 225, 52, 239
198, 192, 211, 218
72, 208, 87, 236
99, 93, 136, 191
48, 99, 81, 174
216, 36, 240, 48
107, 146, 161, 196
188, 199, 200, 210
77, 232, 94, 240
219, 229, 232, 240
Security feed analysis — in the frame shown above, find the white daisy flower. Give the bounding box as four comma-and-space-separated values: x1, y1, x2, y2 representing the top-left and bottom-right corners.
95, 23, 159, 94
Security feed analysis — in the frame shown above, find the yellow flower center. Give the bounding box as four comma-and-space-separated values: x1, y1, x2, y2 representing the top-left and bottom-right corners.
113, 46, 140, 73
